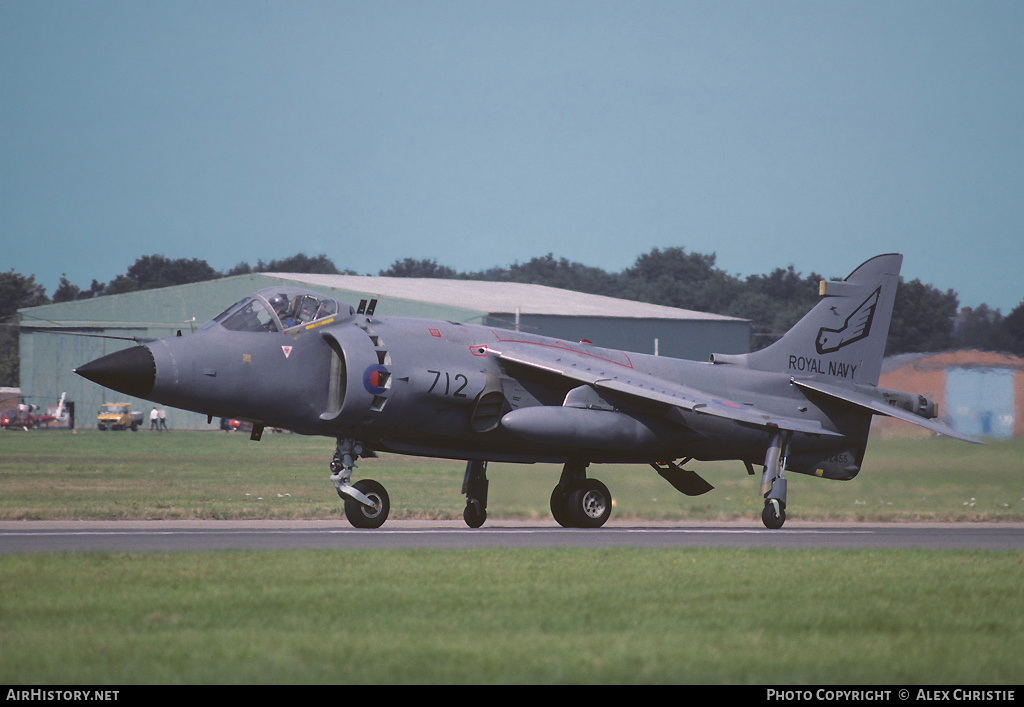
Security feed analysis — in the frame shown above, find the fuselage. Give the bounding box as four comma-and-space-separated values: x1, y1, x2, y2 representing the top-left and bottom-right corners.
75, 255, 969, 531
75, 286, 869, 478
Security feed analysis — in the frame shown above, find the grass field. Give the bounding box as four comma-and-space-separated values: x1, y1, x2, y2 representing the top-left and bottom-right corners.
3, 547, 1022, 684
1, 429, 1022, 522
2, 429, 1022, 684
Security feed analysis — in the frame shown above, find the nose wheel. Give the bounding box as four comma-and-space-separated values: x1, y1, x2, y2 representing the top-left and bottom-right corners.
331, 439, 391, 529
343, 479, 391, 529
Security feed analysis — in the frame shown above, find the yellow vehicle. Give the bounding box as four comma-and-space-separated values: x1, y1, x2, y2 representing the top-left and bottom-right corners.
96, 402, 144, 431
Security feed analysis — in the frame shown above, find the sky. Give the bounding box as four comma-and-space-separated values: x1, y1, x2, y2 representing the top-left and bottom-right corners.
3, 0, 1022, 312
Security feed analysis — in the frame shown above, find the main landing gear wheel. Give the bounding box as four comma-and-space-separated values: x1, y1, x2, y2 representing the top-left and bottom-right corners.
551, 478, 612, 528
550, 487, 573, 527
343, 479, 390, 529
568, 479, 612, 528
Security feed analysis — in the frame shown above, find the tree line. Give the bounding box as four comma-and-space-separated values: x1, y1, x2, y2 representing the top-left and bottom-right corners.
3, 249, 1023, 387
379, 251, 1024, 356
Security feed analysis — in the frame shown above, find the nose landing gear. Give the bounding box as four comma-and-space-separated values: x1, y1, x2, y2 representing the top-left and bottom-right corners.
330, 438, 391, 528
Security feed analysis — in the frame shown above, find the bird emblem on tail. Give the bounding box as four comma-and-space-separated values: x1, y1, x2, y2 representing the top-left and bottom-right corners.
815, 287, 881, 354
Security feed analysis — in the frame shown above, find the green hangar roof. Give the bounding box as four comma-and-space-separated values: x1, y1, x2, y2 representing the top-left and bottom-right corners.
271, 273, 743, 321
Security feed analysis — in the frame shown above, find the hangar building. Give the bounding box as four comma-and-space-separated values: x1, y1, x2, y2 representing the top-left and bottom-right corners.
17, 273, 750, 430
874, 350, 1024, 439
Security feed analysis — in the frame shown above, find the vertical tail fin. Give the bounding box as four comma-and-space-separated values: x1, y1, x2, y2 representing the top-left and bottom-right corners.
713, 254, 902, 386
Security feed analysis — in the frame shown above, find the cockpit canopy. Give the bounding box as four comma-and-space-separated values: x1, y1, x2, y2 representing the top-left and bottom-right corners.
205, 287, 353, 334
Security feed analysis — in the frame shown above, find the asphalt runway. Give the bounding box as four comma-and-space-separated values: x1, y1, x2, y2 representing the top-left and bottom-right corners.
1, 520, 1022, 554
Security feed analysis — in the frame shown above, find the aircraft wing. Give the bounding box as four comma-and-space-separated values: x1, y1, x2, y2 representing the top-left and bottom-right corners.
792, 378, 983, 444
485, 341, 843, 437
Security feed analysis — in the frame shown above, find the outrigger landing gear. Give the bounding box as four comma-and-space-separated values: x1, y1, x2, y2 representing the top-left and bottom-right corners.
462, 460, 489, 528
760, 428, 791, 530
330, 438, 390, 528
549, 461, 612, 528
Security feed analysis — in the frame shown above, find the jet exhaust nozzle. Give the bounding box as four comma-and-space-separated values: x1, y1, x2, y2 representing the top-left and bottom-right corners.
75, 346, 157, 399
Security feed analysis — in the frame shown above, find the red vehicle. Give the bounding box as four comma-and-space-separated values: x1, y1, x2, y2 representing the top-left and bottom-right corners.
220, 417, 253, 432
2, 406, 52, 430
1, 394, 67, 430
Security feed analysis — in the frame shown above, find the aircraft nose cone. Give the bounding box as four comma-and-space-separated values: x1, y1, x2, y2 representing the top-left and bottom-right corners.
75, 346, 156, 398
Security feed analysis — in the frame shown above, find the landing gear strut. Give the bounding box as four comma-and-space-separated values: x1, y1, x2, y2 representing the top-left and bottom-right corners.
549, 461, 612, 528
760, 429, 790, 530
462, 460, 489, 528
330, 438, 390, 528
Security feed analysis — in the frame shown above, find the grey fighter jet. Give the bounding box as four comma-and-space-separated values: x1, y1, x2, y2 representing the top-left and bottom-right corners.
75, 254, 978, 530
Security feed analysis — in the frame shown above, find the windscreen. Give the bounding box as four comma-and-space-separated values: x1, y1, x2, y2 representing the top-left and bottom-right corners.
214, 297, 281, 332
204, 288, 349, 333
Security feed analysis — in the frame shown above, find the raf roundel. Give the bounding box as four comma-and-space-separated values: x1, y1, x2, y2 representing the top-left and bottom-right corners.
363, 365, 389, 395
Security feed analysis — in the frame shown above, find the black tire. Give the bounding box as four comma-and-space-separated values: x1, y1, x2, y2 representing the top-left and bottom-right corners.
566, 479, 612, 528
761, 501, 785, 530
550, 486, 574, 527
344, 479, 390, 529
463, 501, 486, 529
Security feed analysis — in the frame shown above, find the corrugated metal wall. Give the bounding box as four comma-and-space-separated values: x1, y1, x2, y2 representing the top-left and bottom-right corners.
18, 275, 278, 431
945, 367, 1016, 438
875, 351, 1024, 439
513, 314, 750, 361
